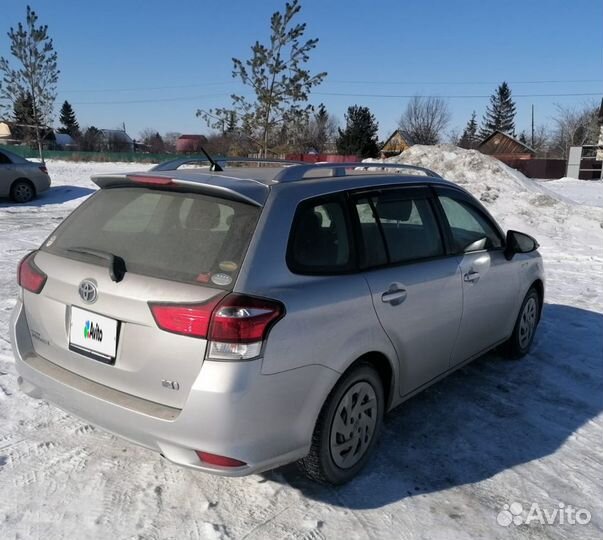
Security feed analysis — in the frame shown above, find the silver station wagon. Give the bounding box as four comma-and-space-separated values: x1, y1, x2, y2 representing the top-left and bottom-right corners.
11, 158, 544, 484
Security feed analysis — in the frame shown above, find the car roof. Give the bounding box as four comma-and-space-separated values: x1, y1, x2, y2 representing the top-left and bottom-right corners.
92, 161, 460, 207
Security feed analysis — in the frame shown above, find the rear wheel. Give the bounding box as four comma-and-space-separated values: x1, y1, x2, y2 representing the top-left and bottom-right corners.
297, 363, 384, 485
506, 288, 540, 359
10, 179, 35, 203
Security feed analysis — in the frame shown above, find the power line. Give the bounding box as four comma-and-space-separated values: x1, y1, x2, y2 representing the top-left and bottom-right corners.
70, 90, 602, 106
329, 78, 603, 86
314, 91, 602, 99
62, 78, 603, 94
63, 82, 233, 93
72, 93, 229, 105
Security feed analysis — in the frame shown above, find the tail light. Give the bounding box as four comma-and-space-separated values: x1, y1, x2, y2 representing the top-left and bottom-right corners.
149, 293, 284, 360
18, 252, 47, 294
149, 295, 225, 338
39, 165, 48, 174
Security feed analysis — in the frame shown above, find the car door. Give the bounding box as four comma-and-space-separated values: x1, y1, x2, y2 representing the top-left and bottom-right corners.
0, 150, 15, 197
351, 186, 463, 397
434, 187, 520, 366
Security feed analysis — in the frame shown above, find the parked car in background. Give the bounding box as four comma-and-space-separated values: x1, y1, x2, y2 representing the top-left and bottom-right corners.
11, 158, 544, 484
0, 147, 51, 203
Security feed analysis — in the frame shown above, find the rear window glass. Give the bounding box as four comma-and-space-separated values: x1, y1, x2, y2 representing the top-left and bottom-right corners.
43, 188, 260, 288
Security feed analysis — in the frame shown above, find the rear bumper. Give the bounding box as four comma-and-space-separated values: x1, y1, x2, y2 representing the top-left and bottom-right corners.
35, 173, 51, 193
10, 299, 338, 476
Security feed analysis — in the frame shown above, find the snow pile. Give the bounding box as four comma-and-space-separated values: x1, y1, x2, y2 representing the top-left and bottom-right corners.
366, 145, 603, 259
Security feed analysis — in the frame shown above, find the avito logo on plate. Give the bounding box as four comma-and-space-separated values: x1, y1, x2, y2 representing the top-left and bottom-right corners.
83, 320, 103, 342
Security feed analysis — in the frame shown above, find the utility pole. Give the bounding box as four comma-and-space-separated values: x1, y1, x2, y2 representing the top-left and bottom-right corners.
531, 104, 535, 148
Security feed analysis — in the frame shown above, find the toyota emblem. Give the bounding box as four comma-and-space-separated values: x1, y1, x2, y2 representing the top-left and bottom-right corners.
79, 279, 98, 303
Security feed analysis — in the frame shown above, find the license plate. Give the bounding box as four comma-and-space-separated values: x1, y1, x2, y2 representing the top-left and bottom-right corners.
69, 306, 119, 364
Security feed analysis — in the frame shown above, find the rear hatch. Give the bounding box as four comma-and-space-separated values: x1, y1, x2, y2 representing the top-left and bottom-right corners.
22, 186, 261, 408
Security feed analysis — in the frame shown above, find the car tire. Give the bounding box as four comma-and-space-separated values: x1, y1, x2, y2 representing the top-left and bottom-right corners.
297, 362, 384, 485
10, 179, 36, 203
505, 287, 540, 359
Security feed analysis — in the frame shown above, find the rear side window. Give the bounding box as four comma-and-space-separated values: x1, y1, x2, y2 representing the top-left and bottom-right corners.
43, 188, 260, 289
288, 197, 352, 274
354, 191, 444, 266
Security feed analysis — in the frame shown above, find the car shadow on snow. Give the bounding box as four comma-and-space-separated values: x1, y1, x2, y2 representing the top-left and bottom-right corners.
0, 185, 94, 208
270, 303, 603, 509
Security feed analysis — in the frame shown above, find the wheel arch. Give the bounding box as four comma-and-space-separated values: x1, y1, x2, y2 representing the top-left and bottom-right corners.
530, 278, 544, 321
11, 177, 36, 195
339, 351, 396, 411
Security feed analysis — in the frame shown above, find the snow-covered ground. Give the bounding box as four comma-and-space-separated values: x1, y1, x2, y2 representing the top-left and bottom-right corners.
0, 151, 602, 539
539, 177, 603, 208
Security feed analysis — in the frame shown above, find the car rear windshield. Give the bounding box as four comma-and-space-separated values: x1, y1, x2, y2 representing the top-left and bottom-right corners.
42, 187, 260, 289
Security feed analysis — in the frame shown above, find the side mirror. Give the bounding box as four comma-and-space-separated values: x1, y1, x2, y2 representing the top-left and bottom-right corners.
504, 230, 539, 260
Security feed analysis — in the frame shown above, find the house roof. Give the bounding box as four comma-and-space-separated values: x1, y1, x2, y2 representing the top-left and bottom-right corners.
178, 134, 207, 141
54, 133, 75, 145
0, 121, 12, 138
100, 129, 133, 143
380, 129, 409, 150
479, 130, 535, 154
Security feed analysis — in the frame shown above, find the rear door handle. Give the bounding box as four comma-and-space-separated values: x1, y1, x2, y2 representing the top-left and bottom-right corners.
381, 287, 407, 305
463, 271, 480, 283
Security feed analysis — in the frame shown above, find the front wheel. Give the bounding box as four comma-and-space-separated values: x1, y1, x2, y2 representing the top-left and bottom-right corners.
297, 363, 384, 485
505, 288, 540, 359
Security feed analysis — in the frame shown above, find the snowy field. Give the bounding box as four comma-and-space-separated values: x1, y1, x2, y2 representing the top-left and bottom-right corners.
539, 177, 603, 208
0, 150, 602, 539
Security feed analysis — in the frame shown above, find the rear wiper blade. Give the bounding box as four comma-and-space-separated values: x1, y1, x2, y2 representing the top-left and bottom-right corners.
66, 247, 127, 283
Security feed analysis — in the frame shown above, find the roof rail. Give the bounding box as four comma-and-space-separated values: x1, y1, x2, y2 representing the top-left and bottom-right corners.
150, 156, 305, 172
273, 162, 442, 182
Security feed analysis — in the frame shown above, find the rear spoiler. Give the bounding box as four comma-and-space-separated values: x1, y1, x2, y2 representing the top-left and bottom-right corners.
91, 172, 268, 207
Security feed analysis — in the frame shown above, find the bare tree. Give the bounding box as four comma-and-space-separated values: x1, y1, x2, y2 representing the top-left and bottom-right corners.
531, 125, 550, 157
398, 96, 451, 145
550, 102, 599, 158
163, 132, 181, 152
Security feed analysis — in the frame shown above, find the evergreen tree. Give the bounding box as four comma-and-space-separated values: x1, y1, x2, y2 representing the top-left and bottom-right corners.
0, 6, 60, 159
478, 82, 516, 140
58, 100, 80, 137
336, 105, 379, 158
312, 103, 330, 152
12, 92, 40, 142
458, 111, 479, 149
518, 131, 528, 144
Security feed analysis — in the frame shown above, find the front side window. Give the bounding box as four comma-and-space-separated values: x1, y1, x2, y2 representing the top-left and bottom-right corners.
354, 191, 444, 266
288, 197, 351, 273
438, 195, 503, 252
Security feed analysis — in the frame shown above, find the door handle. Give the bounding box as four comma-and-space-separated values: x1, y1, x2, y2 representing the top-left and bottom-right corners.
381, 287, 407, 305
463, 271, 480, 283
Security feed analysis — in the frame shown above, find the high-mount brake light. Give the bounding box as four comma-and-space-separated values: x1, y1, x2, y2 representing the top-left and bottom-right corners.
127, 175, 174, 186
18, 251, 47, 294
